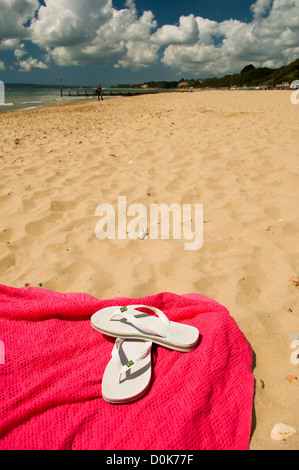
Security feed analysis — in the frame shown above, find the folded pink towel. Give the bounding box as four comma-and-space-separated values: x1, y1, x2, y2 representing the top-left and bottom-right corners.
0, 285, 253, 450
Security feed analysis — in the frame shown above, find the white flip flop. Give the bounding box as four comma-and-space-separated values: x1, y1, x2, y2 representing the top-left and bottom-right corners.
102, 338, 152, 404
91, 304, 199, 352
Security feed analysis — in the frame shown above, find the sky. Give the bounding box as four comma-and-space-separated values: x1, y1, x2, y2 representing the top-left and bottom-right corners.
0, 0, 298, 86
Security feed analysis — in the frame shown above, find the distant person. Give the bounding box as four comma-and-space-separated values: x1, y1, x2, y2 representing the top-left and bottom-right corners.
96, 84, 103, 101
59, 77, 63, 97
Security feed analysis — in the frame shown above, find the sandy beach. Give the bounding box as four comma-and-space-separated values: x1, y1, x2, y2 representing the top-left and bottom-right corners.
0, 90, 298, 450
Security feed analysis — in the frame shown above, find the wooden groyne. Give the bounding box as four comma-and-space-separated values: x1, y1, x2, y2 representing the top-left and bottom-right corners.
65, 90, 162, 97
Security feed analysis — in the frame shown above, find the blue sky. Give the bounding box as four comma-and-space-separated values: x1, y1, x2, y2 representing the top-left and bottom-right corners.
112, 0, 254, 25
0, 0, 298, 86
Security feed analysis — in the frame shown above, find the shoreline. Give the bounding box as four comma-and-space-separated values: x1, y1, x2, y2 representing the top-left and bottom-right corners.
0, 87, 293, 114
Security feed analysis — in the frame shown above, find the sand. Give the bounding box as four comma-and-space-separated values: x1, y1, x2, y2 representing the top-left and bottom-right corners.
0, 90, 298, 450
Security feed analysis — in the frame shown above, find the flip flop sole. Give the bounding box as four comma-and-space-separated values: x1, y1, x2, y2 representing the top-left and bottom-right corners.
92, 322, 198, 352
102, 378, 152, 404
91, 306, 199, 352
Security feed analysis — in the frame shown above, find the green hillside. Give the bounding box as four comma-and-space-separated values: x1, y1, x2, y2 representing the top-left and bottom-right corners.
117, 58, 299, 89
195, 58, 299, 88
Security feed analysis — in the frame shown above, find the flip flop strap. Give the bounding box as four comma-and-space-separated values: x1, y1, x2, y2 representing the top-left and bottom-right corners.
112, 338, 152, 383
109, 305, 170, 338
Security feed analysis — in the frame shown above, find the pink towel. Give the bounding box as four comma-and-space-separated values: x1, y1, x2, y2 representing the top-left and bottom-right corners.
0, 285, 254, 450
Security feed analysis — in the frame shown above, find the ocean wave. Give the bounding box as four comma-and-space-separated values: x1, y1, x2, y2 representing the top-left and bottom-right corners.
19, 106, 42, 111
20, 101, 42, 104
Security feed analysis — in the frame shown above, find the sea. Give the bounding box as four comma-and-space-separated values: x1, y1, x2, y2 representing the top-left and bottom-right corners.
0, 86, 162, 112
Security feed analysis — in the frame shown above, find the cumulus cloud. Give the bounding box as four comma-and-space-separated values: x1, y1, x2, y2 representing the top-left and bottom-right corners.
250, 0, 274, 19
18, 56, 48, 72
160, 0, 299, 75
111, 9, 159, 68
28, 0, 158, 68
0, 0, 298, 76
0, 0, 39, 39
30, 0, 114, 48
14, 43, 27, 60
152, 15, 199, 45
